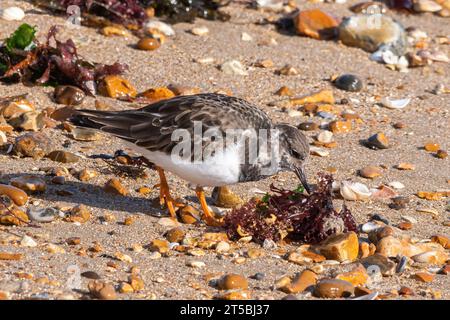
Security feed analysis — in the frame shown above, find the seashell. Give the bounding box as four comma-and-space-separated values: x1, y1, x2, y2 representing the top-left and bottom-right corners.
370, 185, 398, 200
145, 20, 175, 36
401, 216, 417, 224
340, 181, 371, 201
27, 206, 61, 223
1, 7, 25, 21
309, 146, 329, 157
351, 292, 379, 300
360, 221, 383, 233
380, 97, 411, 109
396, 256, 408, 273
388, 181, 405, 189
317, 131, 333, 143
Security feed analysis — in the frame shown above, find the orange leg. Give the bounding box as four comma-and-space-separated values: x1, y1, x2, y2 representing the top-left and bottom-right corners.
156, 166, 176, 219
195, 186, 224, 227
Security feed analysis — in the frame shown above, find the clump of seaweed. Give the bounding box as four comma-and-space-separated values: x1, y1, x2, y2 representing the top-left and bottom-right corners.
224, 173, 357, 244
0, 23, 127, 95
32, 0, 230, 26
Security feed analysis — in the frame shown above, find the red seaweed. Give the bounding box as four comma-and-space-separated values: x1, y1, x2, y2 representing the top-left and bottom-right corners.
224, 173, 357, 244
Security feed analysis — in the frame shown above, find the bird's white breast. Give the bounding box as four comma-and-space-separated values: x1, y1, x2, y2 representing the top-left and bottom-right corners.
123, 141, 241, 187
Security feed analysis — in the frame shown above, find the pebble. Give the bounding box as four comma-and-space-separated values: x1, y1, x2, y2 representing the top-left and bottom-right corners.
211, 186, 243, 208
65, 205, 91, 223
179, 205, 200, 224
20, 235, 37, 247
215, 241, 230, 253
218, 274, 248, 290
279, 270, 317, 294
101, 26, 128, 37
278, 65, 298, 76
47, 150, 79, 163
149, 239, 170, 254
13, 133, 51, 159
294, 9, 338, 40
315, 232, 359, 262
413, 272, 434, 283
424, 142, 440, 152
336, 264, 369, 286
191, 26, 209, 36
436, 150, 448, 159
98, 76, 137, 99
88, 281, 117, 300
291, 89, 335, 105
298, 122, 319, 131
313, 279, 354, 298
119, 282, 134, 294
0, 252, 23, 260
158, 217, 180, 228
334, 74, 363, 92
396, 162, 415, 170
165, 228, 185, 243
215, 289, 251, 300
71, 127, 102, 141
221, 60, 248, 76
388, 181, 405, 189
140, 87, 175, 102
187, 261, 205, 268
9, 111, 44, 131
329, 120, 352, 133
114, 252, 132, 263
241, 32, 253, 41
317, 131, 333, 143
45, 243, 65, 254
81, 271, 101, 280
412, 250, 448, 265
54, 86, 85, 106
339, 15, 407, 55
0, 131, 6, 146
413, 0, 442, 12
361, 253, 396, 276
145, 20, 175, 37
359, 166, 382, 179
137, 38, 160, 51
104, 178, 128, 196
0, 7, 25, 21
398, 221, 413, 230
11, 176, 46, 193
0, 184, 28, 206
366, 133, 389, 149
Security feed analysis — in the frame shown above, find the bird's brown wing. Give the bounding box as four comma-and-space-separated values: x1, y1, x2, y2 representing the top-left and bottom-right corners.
70, 93, 273, 154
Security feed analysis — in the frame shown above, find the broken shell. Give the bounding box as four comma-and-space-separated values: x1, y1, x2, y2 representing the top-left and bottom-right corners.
388, 181, 405, 189
340, 181, 371, 201
145, 20, 175, 36
380, 97, 411, 109
0, 7, 25, 21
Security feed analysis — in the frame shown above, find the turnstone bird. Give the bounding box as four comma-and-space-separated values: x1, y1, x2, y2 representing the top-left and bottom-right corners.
70, 93, 310, 226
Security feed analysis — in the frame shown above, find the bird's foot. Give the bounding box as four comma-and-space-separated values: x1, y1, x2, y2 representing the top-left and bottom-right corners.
196, 186, 225, 227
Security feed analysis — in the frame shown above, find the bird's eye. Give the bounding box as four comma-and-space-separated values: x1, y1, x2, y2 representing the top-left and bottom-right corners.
291, 150, 301, 158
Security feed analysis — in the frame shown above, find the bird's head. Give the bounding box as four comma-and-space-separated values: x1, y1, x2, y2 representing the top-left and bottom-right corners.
275, 123, 312, 193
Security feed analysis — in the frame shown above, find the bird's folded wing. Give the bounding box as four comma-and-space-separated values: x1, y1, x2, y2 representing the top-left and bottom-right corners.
71, 93, 273, 153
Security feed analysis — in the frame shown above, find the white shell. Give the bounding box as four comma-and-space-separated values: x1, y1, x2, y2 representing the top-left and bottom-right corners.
317, 130, 333, 143
145, 20, 175, 36
241, 32, 253, 41
340, 181, 371, 201
221, 60, 248, 76
388, 181, 405, 189
309, 146, 329, 157
191, 26, 209, 36
1, 7, 25, 21
401, 215, 417, 224
381, 97, 411, 109
361, 221, 383, 233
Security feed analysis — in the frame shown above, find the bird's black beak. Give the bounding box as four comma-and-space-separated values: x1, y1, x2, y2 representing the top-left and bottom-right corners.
294, 166, 312, 194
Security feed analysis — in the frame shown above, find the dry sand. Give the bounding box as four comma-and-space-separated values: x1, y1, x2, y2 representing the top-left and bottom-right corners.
0, 0, 449, 300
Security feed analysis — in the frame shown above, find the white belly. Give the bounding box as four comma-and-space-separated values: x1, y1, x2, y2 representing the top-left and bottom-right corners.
123, 141, 241, 187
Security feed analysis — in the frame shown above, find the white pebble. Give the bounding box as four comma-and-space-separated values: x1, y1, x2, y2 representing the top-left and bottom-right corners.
191, 26, 209, 36
20, 235, 37, 247
388, 181, 405, 189
216, 241, 230, 253
221, 60, 248, 76
145, 20, 175, 36
241, 32, 253, 41
317, 130, 333, 143
1, 7, 25, 21
187, 261, 205, 268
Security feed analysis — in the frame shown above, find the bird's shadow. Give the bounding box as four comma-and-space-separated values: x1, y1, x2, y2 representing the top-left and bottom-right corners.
0, 172, 165, 216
